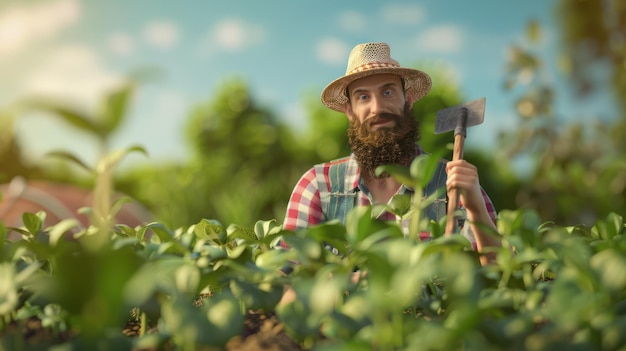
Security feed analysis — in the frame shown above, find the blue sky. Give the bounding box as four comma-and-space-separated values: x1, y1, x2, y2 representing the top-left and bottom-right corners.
0, 0, 610, 168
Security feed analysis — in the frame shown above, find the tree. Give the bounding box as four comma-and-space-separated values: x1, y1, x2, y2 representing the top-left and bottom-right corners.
121, 79, 324, 228
497, 14, 626, 226
0, 111, 42, 183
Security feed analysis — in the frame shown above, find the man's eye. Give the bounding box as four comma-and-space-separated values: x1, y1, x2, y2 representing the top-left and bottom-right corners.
383, 89, 393, 97
357, 94, 368, 101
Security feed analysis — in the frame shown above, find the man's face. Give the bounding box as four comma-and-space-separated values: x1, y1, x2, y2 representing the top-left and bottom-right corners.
345, 74, 408, 128
344, 74, 419, 177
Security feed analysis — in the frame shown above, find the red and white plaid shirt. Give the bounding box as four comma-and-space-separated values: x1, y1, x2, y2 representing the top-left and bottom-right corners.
283, 151, 497, 245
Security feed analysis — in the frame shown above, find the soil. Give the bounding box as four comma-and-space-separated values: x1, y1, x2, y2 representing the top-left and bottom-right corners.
1, 306, 305, 351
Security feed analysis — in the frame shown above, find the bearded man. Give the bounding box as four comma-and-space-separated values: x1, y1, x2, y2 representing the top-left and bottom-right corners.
282, 42, 501, 261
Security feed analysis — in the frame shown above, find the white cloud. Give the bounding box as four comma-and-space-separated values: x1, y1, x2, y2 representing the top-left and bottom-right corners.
338, 11, 367, 32
109, 33, 135, 56
0, 0, 80, 57
13, 44, 127, 164
316, 38, 349, 65
203, 19, 265, 53
143, 21, 179, 49
381, 3, 425, 25
21, 45, 124, 110
415, 25, 464, 53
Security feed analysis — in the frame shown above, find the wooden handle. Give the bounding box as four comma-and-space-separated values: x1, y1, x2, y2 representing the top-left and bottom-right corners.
444, 133, 465, 235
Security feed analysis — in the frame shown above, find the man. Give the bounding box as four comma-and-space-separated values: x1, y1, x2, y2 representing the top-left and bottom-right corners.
282, 42, 500, 263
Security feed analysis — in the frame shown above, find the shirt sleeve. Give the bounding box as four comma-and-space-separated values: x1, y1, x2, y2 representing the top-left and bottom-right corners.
282, 167, 324, 232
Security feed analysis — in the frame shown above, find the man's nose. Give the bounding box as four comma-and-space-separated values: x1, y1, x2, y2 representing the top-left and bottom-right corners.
369, 96, 384, 115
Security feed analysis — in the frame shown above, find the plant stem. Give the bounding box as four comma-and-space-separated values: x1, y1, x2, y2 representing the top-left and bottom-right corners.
409, 186, 423, 242
140, 311, 146, 336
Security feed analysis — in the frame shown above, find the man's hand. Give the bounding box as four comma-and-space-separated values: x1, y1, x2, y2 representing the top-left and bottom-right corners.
445, 159, 501, 265
445, 159, 485, 216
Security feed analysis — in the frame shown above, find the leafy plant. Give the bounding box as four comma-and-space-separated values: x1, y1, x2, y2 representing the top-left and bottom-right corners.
2, 148, 626, 350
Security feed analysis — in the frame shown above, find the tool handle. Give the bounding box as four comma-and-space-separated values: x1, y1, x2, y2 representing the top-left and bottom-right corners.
444, 133, 466, 235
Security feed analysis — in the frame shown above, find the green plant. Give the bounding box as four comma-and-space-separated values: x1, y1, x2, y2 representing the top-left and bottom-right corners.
1, 151, 625, 350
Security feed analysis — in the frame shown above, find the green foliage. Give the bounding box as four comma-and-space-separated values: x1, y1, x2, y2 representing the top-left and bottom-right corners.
498, 18, 626, 226
119, 79, 352, 229
1, 6, 624, 348
1, 202, 625, 350
556, 0, 626, 116
1, 150, 626, 350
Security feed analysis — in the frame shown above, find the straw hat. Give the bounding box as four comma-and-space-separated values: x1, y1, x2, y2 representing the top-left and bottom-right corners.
321, 42, 432, 112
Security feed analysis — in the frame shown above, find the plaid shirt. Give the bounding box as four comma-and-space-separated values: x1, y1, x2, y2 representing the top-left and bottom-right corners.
283, 150, 497, 244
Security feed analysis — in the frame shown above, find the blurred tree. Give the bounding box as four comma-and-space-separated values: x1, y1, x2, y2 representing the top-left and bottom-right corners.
120, 79, 331, 228
498, 13, 626, 226
557, 0, 626, 116
0, 112, 43, 183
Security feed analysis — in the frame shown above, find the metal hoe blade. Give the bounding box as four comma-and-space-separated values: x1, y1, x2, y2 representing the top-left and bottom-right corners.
434, 97, 486, 135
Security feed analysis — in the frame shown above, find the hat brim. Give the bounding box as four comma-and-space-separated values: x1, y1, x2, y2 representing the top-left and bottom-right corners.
320, 67, 432, 112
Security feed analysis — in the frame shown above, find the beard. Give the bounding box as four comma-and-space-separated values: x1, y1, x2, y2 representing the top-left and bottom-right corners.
347, 103, 420, 178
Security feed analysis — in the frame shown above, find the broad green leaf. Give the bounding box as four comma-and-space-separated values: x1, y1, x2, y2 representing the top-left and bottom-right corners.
95, 144, 148, 174
203, 291, 245, 346
319, 311, 364, 340
375, 164, 413, 185
281, 236, 323, 262
0, 263, 19, 315
254, 248, 290, 270
99, 82, 134, 134
276, 280, 321, 341
387, 193, 412, 217
111, 237, 142, 250
124, 258, 187, 305
229, 279, 283, 311
309, 273, 344, 315
253, 219, 282, 241
48, 218, 81, 246
194, 219, 227, 244
421, 234, 472, 257
114, 223, 138, 238
340, 293, 371, 326
18, 98, 100, 134
109, 196, 134, 219
156, 241, 188, 255
175, 263, 200, 296
344, 206, 392, 246
22, 212, 42, 235
478, 287, 527, 311
227, 223, 257, 242
142, 222, 174, 242
305, 222, 349, 256
592, 212, 624, 240
354, 226, 404, 253
160, 297, 213, 347
590, 248, 626, 291
6, 226, 31, 237
410, 152, 446, 189
44, 151, 93, 173
15, 261, 42, 286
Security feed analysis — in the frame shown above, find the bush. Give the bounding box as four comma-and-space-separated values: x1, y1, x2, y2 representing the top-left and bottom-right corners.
1, 154, 625, 350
